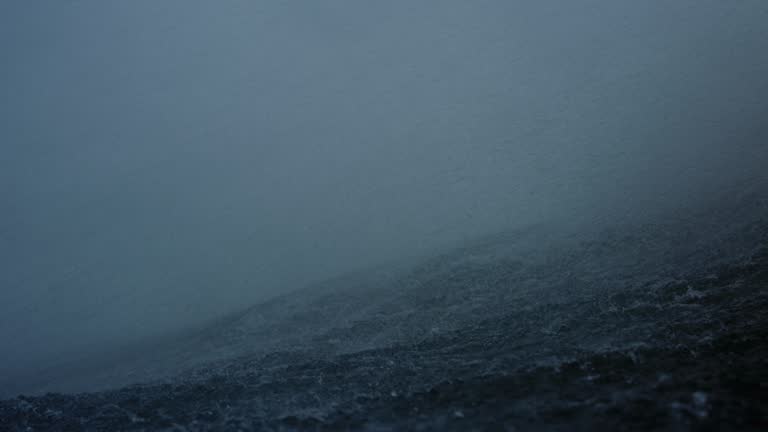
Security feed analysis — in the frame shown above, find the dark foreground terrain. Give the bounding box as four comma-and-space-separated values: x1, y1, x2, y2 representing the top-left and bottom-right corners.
2, 198, 768, 431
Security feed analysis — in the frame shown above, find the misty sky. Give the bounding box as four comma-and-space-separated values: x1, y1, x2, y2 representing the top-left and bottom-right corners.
2, 0, 768, 376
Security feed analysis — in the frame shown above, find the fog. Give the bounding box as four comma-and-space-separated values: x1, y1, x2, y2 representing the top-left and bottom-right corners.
2, 0, 767, 383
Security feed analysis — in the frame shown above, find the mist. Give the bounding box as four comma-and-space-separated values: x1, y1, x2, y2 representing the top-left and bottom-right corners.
2, 0, 768, 390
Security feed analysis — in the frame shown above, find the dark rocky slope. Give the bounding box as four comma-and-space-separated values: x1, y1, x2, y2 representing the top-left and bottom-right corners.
2, 196, 768, 431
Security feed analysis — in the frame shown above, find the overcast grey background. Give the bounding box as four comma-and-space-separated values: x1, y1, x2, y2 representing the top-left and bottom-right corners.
2, 0, 768, 379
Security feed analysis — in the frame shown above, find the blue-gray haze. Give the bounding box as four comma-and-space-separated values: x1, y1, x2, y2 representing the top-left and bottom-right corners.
1, 1, 767, 386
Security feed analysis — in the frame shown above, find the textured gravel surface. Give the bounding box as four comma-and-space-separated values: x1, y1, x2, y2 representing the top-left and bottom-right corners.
2, 198, 768, 431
